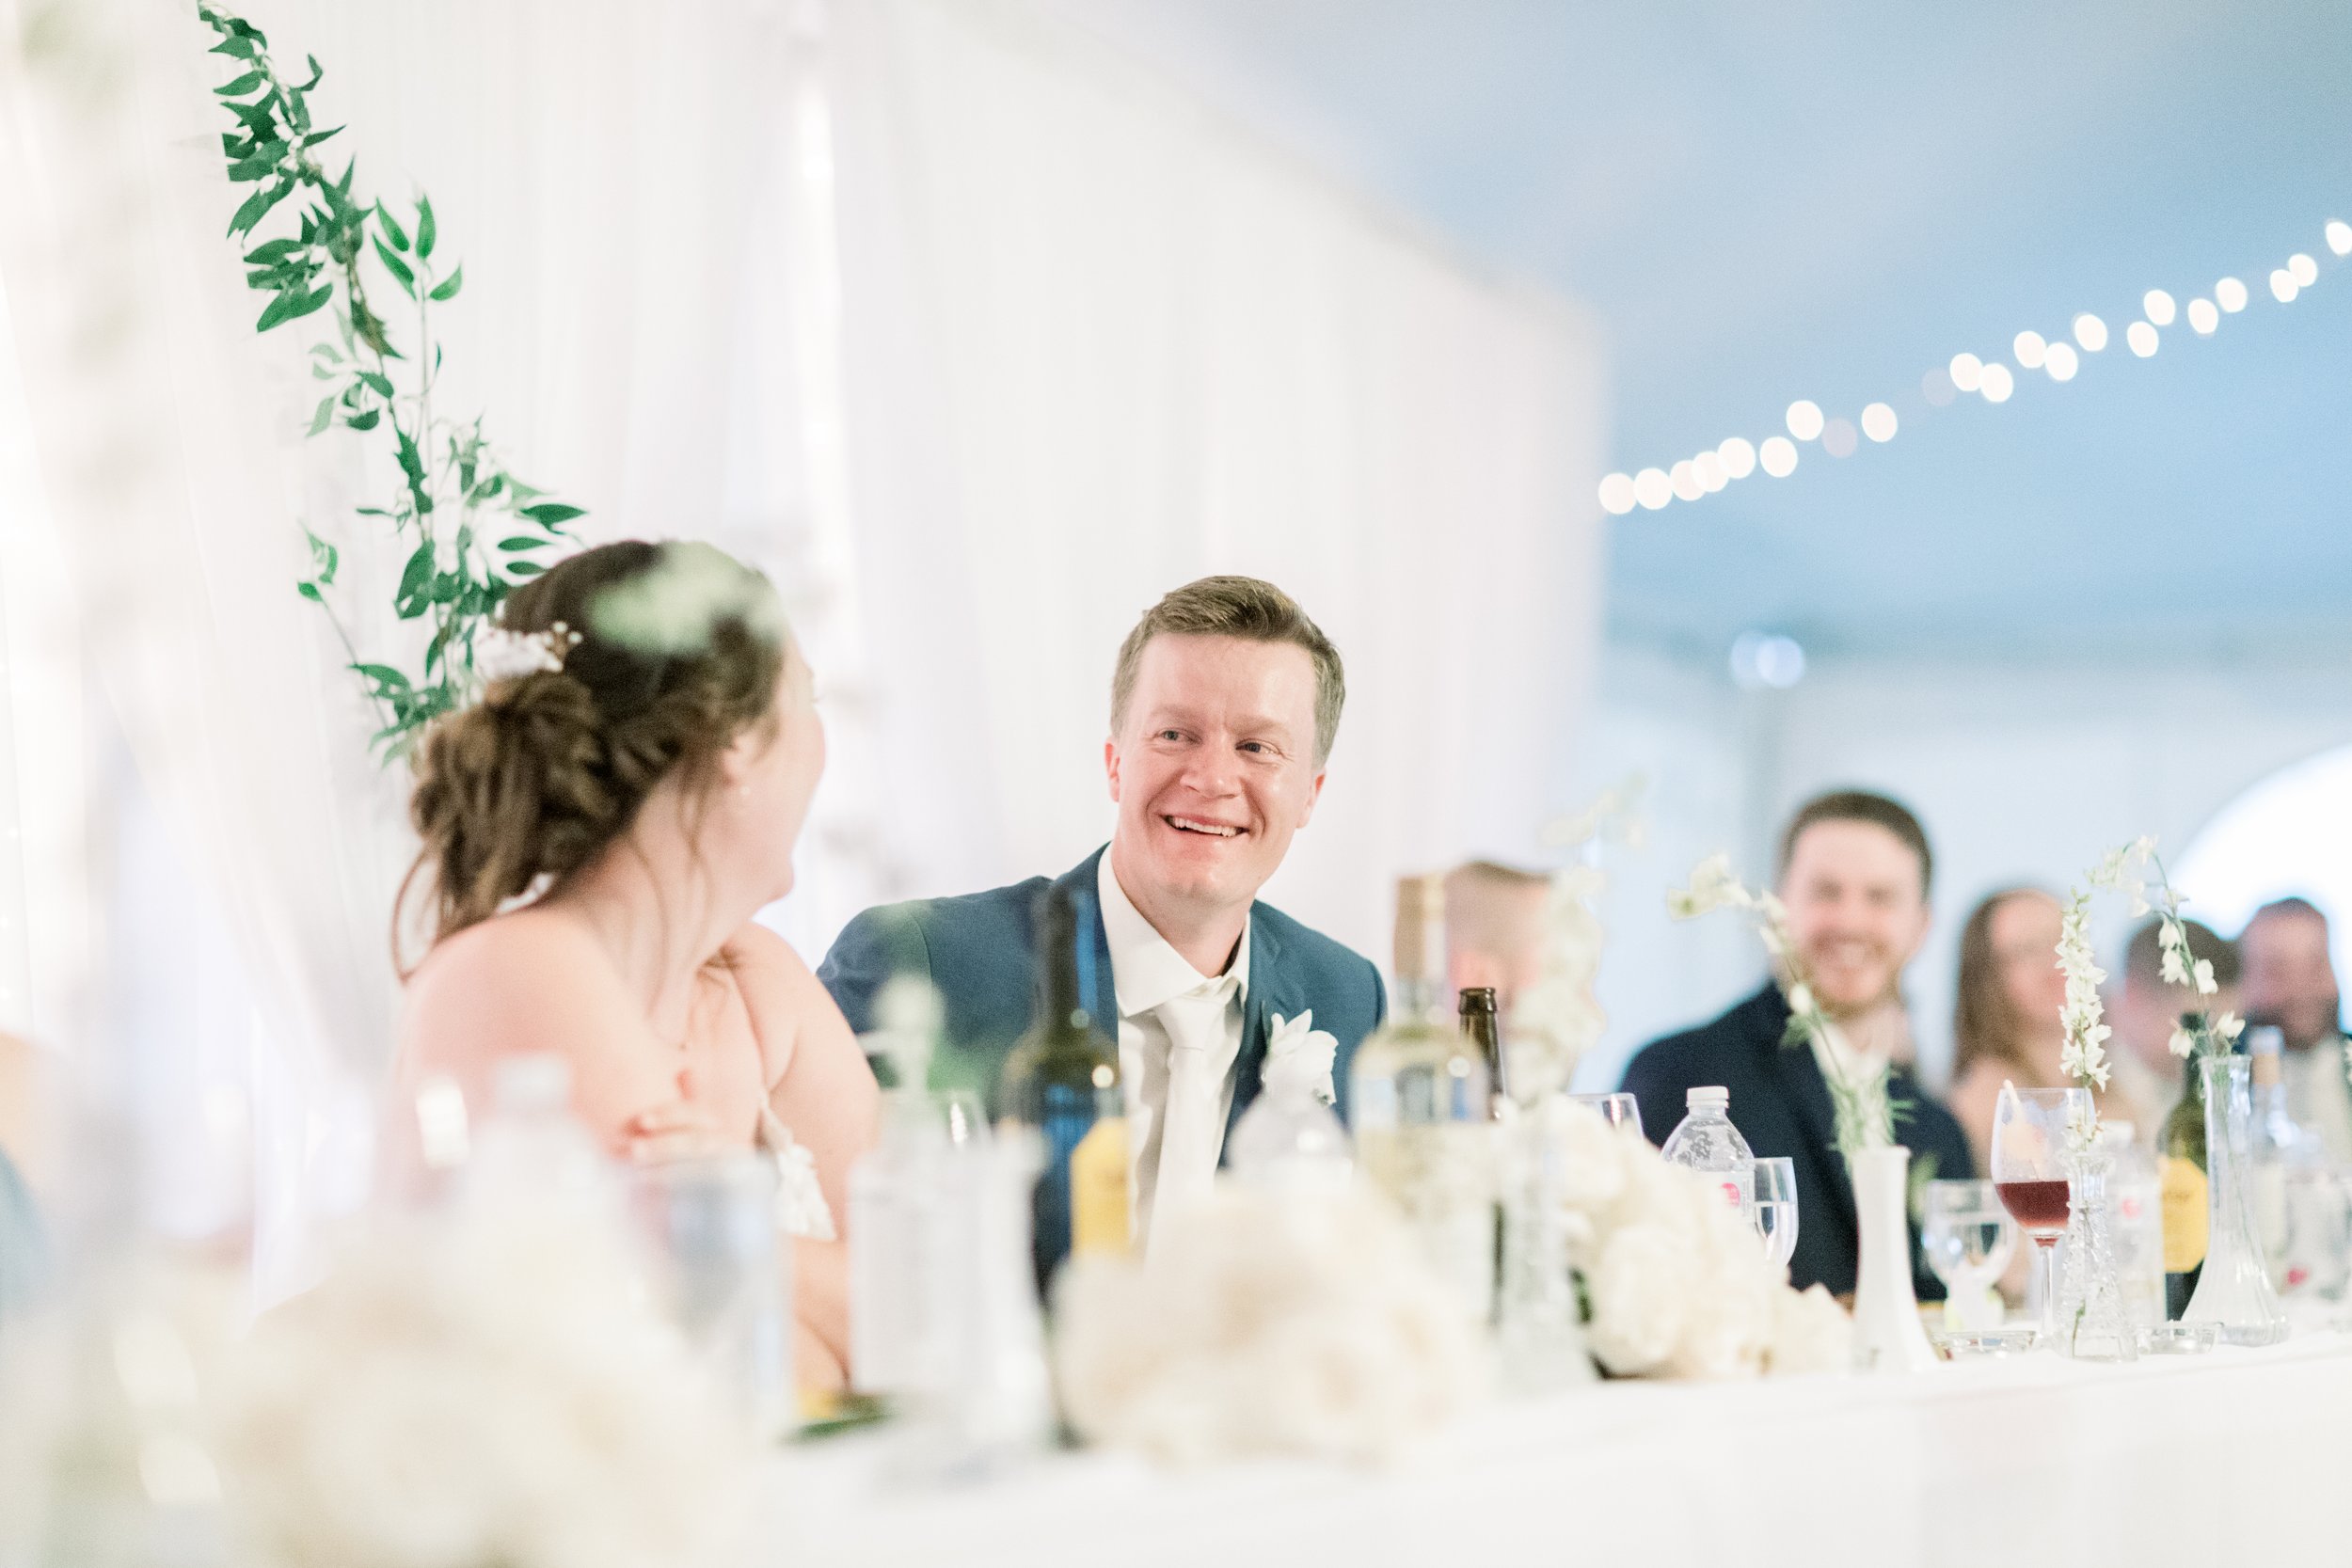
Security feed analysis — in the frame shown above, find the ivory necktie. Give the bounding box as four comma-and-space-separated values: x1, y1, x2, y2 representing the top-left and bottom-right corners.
1148, 979, 1233, 1249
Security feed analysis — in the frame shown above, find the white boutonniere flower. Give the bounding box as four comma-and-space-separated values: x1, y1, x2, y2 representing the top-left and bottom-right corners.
1263, 1010, 1341, 1106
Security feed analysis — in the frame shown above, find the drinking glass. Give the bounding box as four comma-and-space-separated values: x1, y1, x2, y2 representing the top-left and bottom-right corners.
1567, 1092, 1642, 1135
1990, 1084, 2091, 1350
1750, 1156, 1798, 1269
631, 1153, 790, 1439
1921, 1179, 2017, 1331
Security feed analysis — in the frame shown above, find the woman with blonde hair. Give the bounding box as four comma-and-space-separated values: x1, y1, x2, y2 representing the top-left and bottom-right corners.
1945, 886, 2073, 1177
393, 540, 877, 1390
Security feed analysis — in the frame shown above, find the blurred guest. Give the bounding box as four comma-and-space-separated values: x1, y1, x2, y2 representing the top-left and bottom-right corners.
1945, 889, 2072, 1176
2105, 916, 2239, 1140
2240, 897, 2352, 1161
396, 542, 879, 1391
1621, 790, 1973, 1300
1443, 859, 1549, 1012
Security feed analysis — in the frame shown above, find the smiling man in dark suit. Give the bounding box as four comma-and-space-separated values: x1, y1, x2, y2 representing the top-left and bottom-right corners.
818, 577, 1383, 1245
1622, 789, 1975, 1300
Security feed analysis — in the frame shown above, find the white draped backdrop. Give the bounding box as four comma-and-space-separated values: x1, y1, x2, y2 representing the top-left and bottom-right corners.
0, 0, 1602, 1289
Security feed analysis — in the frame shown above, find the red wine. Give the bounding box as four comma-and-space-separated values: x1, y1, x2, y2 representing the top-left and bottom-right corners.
1995, 1179, 2072, 1236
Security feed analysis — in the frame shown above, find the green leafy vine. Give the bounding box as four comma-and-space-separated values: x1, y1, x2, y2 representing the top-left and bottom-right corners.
197, 4, 582, 755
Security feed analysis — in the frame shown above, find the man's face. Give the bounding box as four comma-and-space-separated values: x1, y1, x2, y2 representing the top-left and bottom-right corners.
2242, 910, 2342, 1049
1105, 634, 1325, 927
1776, 819, 1932, 1016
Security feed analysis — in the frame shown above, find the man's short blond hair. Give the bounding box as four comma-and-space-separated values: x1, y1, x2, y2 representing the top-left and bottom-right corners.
1109, 576, 1346, 765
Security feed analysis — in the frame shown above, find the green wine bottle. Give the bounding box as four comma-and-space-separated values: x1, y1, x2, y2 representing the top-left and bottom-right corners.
2159, 1014, 2211, 1320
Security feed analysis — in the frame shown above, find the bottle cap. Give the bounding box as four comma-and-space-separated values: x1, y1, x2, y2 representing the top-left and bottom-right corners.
1687, 1085, 1729, 1109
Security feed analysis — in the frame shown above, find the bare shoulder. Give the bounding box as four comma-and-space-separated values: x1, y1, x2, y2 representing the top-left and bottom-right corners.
723, 921, 855, 1088
399, 909, 639, 1089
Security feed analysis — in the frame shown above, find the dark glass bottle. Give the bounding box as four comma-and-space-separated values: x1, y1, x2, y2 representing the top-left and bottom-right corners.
2159, 1014, 2212, 1320
1457, 986, 1508, 1116
997, 886, 1129, 1295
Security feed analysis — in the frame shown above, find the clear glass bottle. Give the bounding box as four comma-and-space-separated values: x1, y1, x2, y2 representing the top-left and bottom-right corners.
1227, 1072, 1353, 1195
2097, 1121, 2166, 1331
849, 977, 949, 1398
1661, 1086, 1756, 1215
996, 886, 1130, 1296
1350, 874, 1495, 1321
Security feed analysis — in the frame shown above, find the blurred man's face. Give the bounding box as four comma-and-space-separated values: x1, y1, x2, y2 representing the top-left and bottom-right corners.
1777, 819, 1932, 1016
2112, 974, 2244, 1075
2242, 909, 2342, 1050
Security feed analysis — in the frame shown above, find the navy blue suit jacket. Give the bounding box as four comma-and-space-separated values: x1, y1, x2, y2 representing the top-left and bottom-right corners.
818, 847, 1387, 1149
1620, 982, 1977, 1301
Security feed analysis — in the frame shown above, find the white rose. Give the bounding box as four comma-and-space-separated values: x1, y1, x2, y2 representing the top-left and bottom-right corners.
1586, 1220, 1699, 1376
1766, 1284, 1855, 1375
1263, 1010, 1341, 1105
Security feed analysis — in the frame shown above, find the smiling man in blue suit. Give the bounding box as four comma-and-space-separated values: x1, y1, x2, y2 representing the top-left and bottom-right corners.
818, 577, 1383, 1241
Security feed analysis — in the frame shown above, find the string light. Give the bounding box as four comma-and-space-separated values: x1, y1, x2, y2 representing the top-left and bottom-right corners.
1597, 218, 2340, 517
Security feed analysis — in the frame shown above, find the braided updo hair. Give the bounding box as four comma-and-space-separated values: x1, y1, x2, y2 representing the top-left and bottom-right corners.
400, 540, 787, 964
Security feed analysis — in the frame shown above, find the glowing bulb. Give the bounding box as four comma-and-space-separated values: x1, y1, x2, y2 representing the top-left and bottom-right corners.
1786, 400, 1825, 441
1634, 467, 1673, 510
1822, 418, 1858, 458
1758, 436, 1799, 478
1694, 451, 1727, 492
2329, 221, 2352, 258
2217, 277, 2248, 313
2186, 297, 2218, 335
1979, 362, 2015, 403
2143, 290, 2177, 326
1948, 353, 1984, 393
2127, 320, 2159, 356
1717, 436, 1757, 480
2290, 252, 2319, 287
2044, 341, 2079, 381
1860, 402, 1898, 441
1670, 460, 1704, 502
2012, 330, 2048, 369
2271, 269, 2298, 304
1598, 473, 1637, 515
2072, 314, 2108, 353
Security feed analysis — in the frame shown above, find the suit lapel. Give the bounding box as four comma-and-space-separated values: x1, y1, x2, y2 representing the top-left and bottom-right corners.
1223, 910, 1297, 1155
1049, 849, 1120, 1036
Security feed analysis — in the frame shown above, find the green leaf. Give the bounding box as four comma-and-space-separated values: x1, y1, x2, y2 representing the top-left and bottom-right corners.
295, 580, 322, 603
396, 431, 426, 483
297, 55, 324, 92
302, 125, 343, 150
519, 501, 585, 526
427, 264, 462, 303
374, 200, 410, 253
497, 535, 546, 552
372, 235, 416, 298
244, 237, 302, 264
344, 408, 381, 432
226, 143, 285, 182
226, 178, 289, 238
310, 341, 342, 363
507, 560, 546, 578
416, 195, 437, 260
214, 69, 265, 96
210, 35, 258, 59
253, 288, 300, 332
358, 370, 394, 399
308, 394, 336, 436
395, 545, 434, 615
352, 662, 414, 695
283, 90, 310, 136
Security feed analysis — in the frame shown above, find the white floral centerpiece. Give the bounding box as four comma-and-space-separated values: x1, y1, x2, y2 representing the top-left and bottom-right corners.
1505, 780, 1646, 1102
215, 1180, 759, 1568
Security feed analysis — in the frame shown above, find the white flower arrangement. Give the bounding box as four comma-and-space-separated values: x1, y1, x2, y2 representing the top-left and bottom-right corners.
2074, 836, 2243, 1069
1508, 781, 1646, 1102
1667, 855, 1893, 1156
214, 1184, 758, 1568
1539, 1097, 1851, 1379
1263, 1010, 1341, 1106
473, 621, 583, 685
1050, 1184, 1486, 1465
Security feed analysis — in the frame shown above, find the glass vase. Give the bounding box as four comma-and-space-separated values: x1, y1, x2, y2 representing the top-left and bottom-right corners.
2183, 1056, 2288, 1347
2055, 1150, 2137, 1361
1493, 1101, 1596, 1390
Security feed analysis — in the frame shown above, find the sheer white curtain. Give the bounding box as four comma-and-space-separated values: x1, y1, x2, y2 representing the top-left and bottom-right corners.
814, 0, 1605, 960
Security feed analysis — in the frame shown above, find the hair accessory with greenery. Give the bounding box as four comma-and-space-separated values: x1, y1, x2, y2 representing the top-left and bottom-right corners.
197, 5, 584, 755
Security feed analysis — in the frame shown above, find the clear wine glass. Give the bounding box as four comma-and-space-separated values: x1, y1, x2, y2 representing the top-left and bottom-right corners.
1991, 1083, 2091, 1350
1751, 1156, 1799, 1269
1566, 1092, 1642, 1134
1920, 1179, 2017, 1331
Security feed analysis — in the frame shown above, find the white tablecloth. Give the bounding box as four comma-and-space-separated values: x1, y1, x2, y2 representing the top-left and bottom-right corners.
773, 1333, 2352, 1568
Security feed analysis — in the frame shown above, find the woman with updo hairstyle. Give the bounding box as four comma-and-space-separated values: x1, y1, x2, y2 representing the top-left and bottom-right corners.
394, 539, 878, 1391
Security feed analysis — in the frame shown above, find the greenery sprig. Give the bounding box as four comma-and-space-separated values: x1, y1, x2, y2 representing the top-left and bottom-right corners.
198, 5, 583, 755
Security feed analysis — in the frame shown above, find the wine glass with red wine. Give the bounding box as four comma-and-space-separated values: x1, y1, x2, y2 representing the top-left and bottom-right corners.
1991, 1082, 2092, 1351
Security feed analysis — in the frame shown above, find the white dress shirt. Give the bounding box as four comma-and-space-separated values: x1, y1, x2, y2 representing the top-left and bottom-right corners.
1096, 852, 1250, 1243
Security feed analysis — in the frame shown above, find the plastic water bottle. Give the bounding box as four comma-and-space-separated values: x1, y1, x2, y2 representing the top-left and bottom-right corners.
1661, 1085, 1756, 1214
1228, 1074, 1353, 1196
849, 977, 950, 1398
